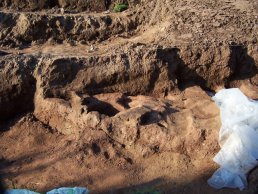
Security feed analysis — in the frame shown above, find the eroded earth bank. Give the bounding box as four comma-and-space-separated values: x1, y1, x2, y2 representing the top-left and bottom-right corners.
0, 0, 257, 193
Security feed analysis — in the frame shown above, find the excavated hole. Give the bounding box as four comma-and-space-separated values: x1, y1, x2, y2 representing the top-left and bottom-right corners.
140, 111, 163, 126
0, 1, 257, 193
82, 96, 119, 117
103, 151, 110, 159
91, 142, 101, 155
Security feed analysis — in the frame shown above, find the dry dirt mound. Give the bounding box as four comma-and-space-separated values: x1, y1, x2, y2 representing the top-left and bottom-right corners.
0, 11, 137, 48
0, 0, 257, 193
0, 0, 120, 12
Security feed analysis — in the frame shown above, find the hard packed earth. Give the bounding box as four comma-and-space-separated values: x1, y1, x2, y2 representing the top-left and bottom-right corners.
0, 0, 257, 193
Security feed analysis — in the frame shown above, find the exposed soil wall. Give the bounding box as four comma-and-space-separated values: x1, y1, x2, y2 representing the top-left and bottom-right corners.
0, 12, 137, 47
0, 56, 36, 122
0, 44, 257, 122
0, 0, 257, 193
0, 0, 129, 11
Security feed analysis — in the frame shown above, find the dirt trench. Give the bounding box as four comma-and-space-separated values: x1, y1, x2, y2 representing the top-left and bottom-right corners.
0, 0, 257, 193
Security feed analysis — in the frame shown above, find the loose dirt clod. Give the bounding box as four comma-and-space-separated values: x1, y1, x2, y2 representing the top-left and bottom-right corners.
0, 0, 257, 193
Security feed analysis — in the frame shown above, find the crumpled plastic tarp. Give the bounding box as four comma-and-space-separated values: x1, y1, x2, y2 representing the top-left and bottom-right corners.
5, 187, 89, 194
4, 190, 39, 194
208, 88, 258, 190
47, 187, 89, 194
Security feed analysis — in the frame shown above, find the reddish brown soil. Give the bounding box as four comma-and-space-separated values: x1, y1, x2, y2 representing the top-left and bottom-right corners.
0, 0, 257, 193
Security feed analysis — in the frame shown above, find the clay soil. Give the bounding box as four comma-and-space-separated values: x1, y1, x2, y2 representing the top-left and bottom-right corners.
0, 0, 258, 194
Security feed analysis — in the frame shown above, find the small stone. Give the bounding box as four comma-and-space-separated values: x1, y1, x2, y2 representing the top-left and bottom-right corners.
60, 8, 65, 15
213, 21, 221, 27
90, 45, 95, 51
195, 23, 203, 28
103, 10, 110, 14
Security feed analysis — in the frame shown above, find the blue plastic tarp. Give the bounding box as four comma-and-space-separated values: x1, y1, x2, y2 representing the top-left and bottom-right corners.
47, 187, 89, 194
5, 187, 89, 194
5, 189, 39, 194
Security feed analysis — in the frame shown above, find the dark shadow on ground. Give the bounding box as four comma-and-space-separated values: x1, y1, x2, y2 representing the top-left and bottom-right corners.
156, 47, 214, 93
226, 45, 257, 87
0, 51, 9, 56
82, 96, 119, 117
0, 112, 31, 132
50, 169, 258, 194
0, 176, 5, 194
97, 169, 258, 194
1, 143, 257, 194
157, 45, 257, 93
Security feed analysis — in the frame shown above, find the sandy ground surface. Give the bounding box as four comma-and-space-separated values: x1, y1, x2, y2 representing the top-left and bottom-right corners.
0, 0, 257, 193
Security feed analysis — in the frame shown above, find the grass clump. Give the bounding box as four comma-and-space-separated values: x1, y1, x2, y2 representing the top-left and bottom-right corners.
113, 3, 128, 12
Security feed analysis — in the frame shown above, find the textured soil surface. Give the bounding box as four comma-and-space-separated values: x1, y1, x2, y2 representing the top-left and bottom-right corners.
0, 0, 257, 193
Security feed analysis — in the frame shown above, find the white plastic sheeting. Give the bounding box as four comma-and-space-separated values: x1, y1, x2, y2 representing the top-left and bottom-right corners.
47, 187, 89, 194
208, 88, 258, 190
